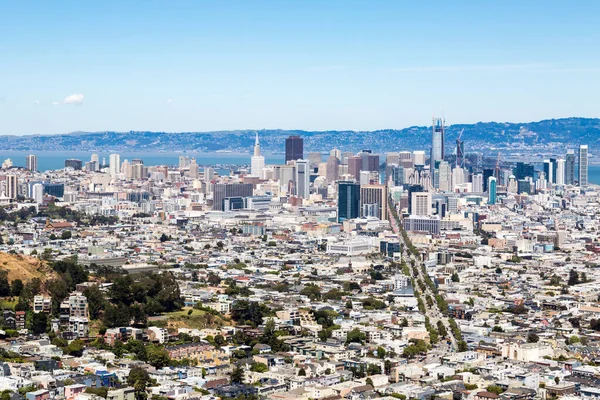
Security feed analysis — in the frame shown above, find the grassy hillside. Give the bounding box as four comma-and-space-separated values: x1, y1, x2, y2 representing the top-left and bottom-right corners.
0, 252, 58, 283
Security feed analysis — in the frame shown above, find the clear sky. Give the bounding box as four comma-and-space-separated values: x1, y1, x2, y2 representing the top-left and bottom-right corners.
1, 1, 600, 135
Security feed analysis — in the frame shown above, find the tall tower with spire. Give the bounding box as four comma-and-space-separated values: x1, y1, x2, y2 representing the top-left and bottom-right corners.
251, 132, 265, 178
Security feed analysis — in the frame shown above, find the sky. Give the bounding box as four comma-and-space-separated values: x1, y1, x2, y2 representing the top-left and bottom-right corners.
1, 0, 600, 135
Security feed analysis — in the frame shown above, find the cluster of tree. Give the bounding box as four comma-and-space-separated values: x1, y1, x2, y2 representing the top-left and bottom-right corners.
299, 284, 321, 300
362, 297, 386, 310
402, 339, 429, 358
568, 269, 589, 286
101, 272, 183, 328
230, 300, 274, 327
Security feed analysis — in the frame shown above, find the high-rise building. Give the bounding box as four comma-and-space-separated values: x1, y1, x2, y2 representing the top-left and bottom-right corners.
295, 160, 310, 199
213, 183, 253, 211
543, 160, 554, 185
488, 177, 497, 205
579, 145, 588, 187
555, 159, 565, 186
347, 156, 362, 180
337, 181, 360, 222
386, 152, 399, 165
32, 183, 44, 204
472, 173, 483, 193
514, 162, 534, 180
413, 151, 426, 166
308, 152, 322, 167
26, 155, 38, 172
565, 150, 576, 185
431, 117, 445, 163
179, 156, 190, 170
4, 175, 17, 199
189, 159, 199, 179
251, 132, 265, 178
64, 159, 82, 170
285, 136, 303, 162
410, 192, 432, 216
360, 184, 388, 220
438, 161, 452, 191
109, 154, 121, 178
326, 155, 340, 183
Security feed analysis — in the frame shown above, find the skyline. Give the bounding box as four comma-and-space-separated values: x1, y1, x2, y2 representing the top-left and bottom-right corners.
1, 1, 600, 135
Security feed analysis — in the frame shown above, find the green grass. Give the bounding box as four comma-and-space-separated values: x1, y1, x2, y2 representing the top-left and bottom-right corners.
0, 298, 17, 310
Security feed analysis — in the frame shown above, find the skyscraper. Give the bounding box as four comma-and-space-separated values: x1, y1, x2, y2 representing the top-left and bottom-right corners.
410, 192, 432, 216
579, 145, 588, 187
337, 181, 360, 222
64, 159, 82, 170
555, 159, 565, 186
431, 117, 445, 163
285, 135, 303, 162
295, 159, 310, 199
189, 158, 199, 179
326, 155, 340, 183
543, 160, 554, 185
347, 156, 362, 180
25, 155, 38, 172
213, 183, 253, 211
488, 177, 497, 205
251, 132, 265, 178
109, 154, 121, 177
178, 156, 190, 170
5, 175, 17, 199
360, 184, 388, 220
565, 150, 576, 185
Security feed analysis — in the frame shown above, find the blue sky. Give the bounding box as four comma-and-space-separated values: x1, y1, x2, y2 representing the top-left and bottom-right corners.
1, 0, 600, 134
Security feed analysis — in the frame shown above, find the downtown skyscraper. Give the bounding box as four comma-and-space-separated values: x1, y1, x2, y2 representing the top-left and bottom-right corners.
285, 135, 303, 162
579, 145, 588, 187
431, 117, 445, 163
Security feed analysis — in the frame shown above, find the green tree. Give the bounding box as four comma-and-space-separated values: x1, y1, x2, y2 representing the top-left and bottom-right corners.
250, 362, 268, 373
127, 366, 151, 400
32, 312, 48, 335
66, 339, 85, 357
230, 365, 245, 383
61, 230, 72, 240
83, 285, 105, 320
10, 279, 24, 297
146, 345, 171, 369
346, 328, 366, 344
527, 333, 539, 343
376, 346, 386, 359
300, 284, 321, 300
568, 269, 580, 286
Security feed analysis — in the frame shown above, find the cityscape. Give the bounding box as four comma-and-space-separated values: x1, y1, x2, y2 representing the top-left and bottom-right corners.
2, 2, 600, 400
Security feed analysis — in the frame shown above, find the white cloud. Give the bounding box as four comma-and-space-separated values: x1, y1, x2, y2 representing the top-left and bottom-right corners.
53, 93, 84, 106
166, 98, 174, 104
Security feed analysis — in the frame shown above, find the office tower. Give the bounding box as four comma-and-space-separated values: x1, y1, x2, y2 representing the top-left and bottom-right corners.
25, 155, 38, 172
204, 167, 215, 182
386, 152, 399, 165
189, 159, 199, 179
456, 131, 465, 168
91, 153, 99, 164
514, 162, 534, 180
285, 135, 303, 162
543, 160, 554, 185
438, 161, 452, 191
308, 152, 322, 167
472, 173, 483, 193
121, 159, 132, 179
326, 155, 340, 183
64, 159, 82, 170
179, 156, 190, 170
579, 145, 588, 187
431, 117, 445, 163
565, 150, 576, 185
330, 148, 341, 160
507, 175, 518, 193
359, 171, 372, 185
410, 192, 433, 216
4, 175, 17, 199
213, 183, 253, 211
109, 154, 121, 177
360, 184, 388, 220
347, 156, 362, 180
341, 152, 354, 165
32, 183, 44, 204
452, 166, 465, 190
363, 153, 380, 172
482, 169, 494, 192
388, 165, 405, 186
550, 158, 558, 184
250, 132, 265, 178
337, 181, 360, 222
413, 151, 426, 166
517, 179, 531, 194
556, 159, 565, 186
295, 159, 310, 199
44, 183, 65, 198
488, 177, 497, 205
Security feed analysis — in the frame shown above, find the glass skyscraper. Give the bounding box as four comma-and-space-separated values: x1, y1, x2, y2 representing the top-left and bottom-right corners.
337, 181, 360, 222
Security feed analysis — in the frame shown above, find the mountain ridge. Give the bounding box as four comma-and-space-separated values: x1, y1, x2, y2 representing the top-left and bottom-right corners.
1, 117, 599, 155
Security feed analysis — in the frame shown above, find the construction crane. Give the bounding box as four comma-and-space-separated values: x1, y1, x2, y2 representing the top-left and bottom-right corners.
455, 129, 465, 168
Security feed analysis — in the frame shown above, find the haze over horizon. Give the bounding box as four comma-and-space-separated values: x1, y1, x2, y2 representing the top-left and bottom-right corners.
2, 1, 600, 135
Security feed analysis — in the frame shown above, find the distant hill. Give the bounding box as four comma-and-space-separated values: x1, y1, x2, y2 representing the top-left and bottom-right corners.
1, 117, 598, 156
0, 252, 57, 283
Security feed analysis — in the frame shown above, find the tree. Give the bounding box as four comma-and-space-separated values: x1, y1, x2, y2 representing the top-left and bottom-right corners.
66, 339, 85, 357
365, 377, 373, 387
300, 284, 321, 300
298, 368, 306, 376
146, 345, 170, 369
61, 230, 72, 240
230, 365, 245, 383
569, 335, 580, 345
10, 279, 24, 297
346, 328, 366, 345
214, 334, 226, 347
32, 312, 48, 335
568, 269, 580, 286
451, 273, 460, 283
457, 340, 468, 352
160, 234, 169, 243
495, 267, 502, 274
486, 385, 504, 395
527, 333, 539, 343
492, 326, 504, 333
127, 366, 151, 400
376, 346, 386, 359
83, 285, 105, 320
250, 362, 268, 373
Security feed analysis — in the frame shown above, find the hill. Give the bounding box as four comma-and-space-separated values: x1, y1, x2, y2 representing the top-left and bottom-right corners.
0, 117, 598, 156
0, 253, 57, 283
